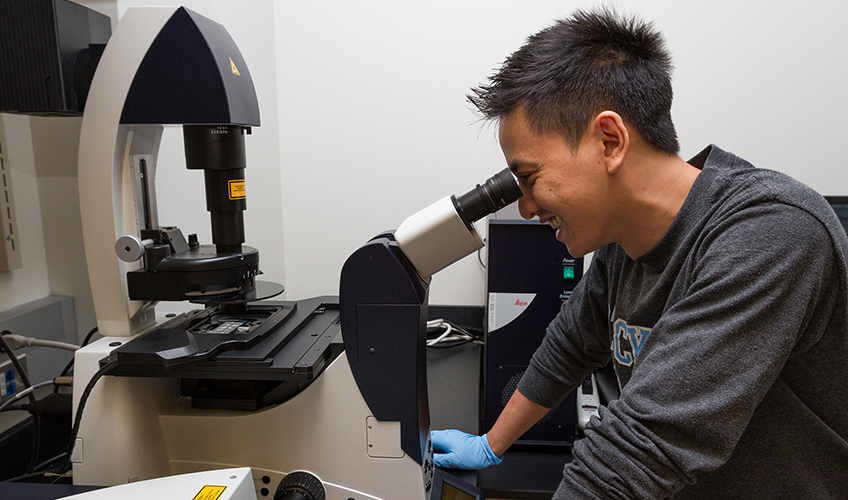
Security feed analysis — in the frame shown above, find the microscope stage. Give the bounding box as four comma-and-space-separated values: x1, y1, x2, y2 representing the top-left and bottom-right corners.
102, 296, 342, 382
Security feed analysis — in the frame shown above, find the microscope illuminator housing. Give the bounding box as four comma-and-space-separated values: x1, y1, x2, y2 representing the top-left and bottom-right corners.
93, 6, 273, 306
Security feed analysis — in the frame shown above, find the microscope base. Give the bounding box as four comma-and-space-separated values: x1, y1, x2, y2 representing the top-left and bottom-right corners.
73, 337, 432, 500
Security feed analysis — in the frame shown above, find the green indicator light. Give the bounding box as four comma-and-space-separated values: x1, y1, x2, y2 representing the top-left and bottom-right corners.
563, 266, 575, 280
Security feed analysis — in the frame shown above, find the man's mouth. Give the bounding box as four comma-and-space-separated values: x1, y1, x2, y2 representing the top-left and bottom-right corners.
549, 216, 563, 230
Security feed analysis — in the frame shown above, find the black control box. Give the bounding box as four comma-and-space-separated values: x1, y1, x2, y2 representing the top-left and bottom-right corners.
0, 0, 111, 115
483, 219, 584, 446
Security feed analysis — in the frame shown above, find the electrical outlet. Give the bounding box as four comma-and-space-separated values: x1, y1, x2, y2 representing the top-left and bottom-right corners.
0, 352, 28, 405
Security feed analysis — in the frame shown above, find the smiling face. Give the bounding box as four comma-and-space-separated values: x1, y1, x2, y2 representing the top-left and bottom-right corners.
498, 105, 615, 258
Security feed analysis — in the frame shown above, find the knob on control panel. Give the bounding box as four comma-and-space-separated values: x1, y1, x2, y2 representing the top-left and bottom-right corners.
115, 234, 154, 262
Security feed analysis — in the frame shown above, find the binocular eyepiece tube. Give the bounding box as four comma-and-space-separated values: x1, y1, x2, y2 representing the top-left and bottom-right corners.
394, 168, 523, 279
452, 168, 523, 227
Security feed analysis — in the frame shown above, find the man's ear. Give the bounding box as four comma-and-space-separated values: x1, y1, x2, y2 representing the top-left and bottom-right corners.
591, 111, 629, 174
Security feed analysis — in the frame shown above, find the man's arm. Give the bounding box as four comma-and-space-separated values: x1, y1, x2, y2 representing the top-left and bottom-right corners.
431, 390, 551, 469
486, 389, 552, 455
432, 249, 614, 470
431, 390, 552, 469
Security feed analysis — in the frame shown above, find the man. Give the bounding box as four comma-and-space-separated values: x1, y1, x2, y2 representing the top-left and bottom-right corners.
432, 7, 848, 499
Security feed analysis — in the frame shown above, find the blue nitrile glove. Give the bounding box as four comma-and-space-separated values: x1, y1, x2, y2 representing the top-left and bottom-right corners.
431, 429, 503, 470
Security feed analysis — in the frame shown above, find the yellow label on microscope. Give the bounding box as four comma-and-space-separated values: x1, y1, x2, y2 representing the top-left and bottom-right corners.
228, 180, 246, 200
192, 485, 226, 500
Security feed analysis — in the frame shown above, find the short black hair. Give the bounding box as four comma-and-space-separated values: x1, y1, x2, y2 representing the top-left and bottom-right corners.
469, 6, 679, 154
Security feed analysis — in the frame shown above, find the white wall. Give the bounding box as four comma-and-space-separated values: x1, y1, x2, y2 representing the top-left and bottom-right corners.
273, 1, 547, 304
0, 114, 96, 341
0, 115, 52, 307
6, 0, 848, 325
29, 116, 96, 338
648, 0, 848, 190
274, 0, 848, 304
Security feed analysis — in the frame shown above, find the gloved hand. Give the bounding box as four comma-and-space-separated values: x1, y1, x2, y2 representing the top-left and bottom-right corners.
431, 429, 503, 470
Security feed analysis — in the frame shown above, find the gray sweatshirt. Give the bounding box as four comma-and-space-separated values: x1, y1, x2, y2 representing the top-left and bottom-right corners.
516, 145, 848, 499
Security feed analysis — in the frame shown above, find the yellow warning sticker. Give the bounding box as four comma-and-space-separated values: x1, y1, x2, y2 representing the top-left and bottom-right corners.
229, 57, 241, 76
192, 485, 226, 500
228, 180, 246, 200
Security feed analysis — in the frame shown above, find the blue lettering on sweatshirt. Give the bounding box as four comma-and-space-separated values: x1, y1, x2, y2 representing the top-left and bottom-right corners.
613, 319, 651, 366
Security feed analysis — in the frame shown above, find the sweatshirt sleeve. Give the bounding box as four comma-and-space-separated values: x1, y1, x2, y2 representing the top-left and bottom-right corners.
552, 204, 837, 499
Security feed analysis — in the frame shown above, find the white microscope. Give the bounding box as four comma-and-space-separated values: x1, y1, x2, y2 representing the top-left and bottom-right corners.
71, 5, 520, 500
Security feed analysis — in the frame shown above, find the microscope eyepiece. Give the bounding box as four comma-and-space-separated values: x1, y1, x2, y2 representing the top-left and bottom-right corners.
453, 168, 522, 225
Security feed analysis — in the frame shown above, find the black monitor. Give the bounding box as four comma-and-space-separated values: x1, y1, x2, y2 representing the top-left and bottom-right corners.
432, 469, 485, 500
824, 196, 848, 236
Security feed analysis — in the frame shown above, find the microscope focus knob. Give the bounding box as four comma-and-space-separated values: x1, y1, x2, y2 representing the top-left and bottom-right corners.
274, 471, 325, 500
115, 235, 155, 262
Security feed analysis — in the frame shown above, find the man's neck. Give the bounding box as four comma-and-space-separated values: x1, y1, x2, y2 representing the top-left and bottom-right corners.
613, 149, 701, 259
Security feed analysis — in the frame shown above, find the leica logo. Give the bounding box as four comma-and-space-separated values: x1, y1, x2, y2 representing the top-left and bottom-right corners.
514, 299, 528, 306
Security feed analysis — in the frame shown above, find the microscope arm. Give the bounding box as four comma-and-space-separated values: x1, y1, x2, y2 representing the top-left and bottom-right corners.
338, 168, 521, 467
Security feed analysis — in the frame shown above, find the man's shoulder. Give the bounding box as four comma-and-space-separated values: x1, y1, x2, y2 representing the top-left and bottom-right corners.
697, 145, 836, 228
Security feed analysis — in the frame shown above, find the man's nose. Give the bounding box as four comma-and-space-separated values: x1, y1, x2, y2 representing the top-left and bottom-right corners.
518, 193, 539, 220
